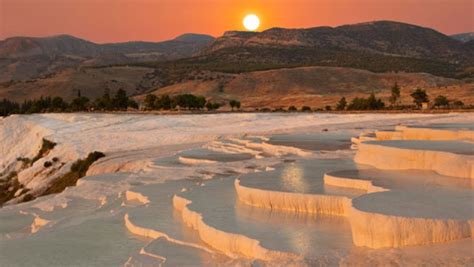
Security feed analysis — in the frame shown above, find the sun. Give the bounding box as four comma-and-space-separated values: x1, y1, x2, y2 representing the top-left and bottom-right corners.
243, 14, 260, 31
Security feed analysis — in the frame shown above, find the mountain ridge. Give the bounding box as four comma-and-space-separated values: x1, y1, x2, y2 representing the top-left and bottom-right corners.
0, 33, 215, 82
207, 21, 472, 65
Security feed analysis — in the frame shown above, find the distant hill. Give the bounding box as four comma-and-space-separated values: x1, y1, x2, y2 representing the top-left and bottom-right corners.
2, 64, 471, 108
0, 66, 158, 102
0, 35, 101, 58
205, 21, 472, 63
451, 32, 474, 43
137, 66, 473, 108
0, 34, 215, 82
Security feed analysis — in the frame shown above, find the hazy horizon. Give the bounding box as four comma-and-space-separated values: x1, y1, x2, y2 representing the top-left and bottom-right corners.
1, 0, 473, 43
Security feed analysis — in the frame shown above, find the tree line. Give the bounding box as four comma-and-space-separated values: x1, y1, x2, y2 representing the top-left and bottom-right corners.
333, 83, 465, 111
144, 93, 240, 111
0, 89, 243, 117
0, 89, 138, 117
277, 83, 467, 112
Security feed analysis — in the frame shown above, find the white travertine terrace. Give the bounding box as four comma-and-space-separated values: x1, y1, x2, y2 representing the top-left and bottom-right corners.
376, 125, 474, 141
2, 114, 474, 265
323, 173, 388, 194
236, 170, 474, 249
172, 194, 300, 261
124, 213, 215, 254
235, 179, 351, 216
349, 202, 474, 248
354, 141, 474, 179
178, 156, 218, 165
323, 171, 474, 248
125, 213, 166, 240
228, 138, 313, 157
30, 215, 50, 234
125, 190, 150, 204
374, 130, 403, 140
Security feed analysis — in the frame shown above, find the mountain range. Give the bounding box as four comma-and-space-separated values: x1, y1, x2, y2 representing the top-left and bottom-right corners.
207, 21, 472, 64
0, 34, 215, 82
0, 21, 473, 108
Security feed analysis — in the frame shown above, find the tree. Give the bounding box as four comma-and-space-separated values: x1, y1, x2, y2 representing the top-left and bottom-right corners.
51, 97, 68, 111
94, 89, 113, 110
288, 106, 297, 112
70, 96, 90, 111
347, 93, 385, 110
367, 93, 385, 110
144, 94, 157, 110
410, 88, 429, 108
196, 96, 207, 110
128, 99, 139, 109
174, 94, 206, 110
452, 100, 464, 108
434, 95, 449, 108
389, 82, 401, 106
0, 99, 20, 116
301, 106, 312, 112
229, 100, 241, 111
336, 97, 347, 110
113, 89, 129, 110
206, 102, 221, 111
155, 95, 173, 110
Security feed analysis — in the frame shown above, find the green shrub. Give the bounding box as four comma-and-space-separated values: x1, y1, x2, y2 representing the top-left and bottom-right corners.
434, 95, 449, 107
206, 102, 221, 111
347, 93, 385, 110
44, 151, 105, 194
301, 106, 312, 112
336, 97, 347, 110
32, 139, 57, 164
410, 88, 429, 108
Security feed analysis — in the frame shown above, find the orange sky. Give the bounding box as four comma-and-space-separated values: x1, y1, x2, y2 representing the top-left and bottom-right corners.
1, 0, 473, 43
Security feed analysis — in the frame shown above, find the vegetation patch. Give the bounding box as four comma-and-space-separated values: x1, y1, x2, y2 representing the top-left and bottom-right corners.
32, 138, 57, 164
43, 151, 105, 195
0, 171, 24, 206
0, 89, 138, 117
125, 46, 465, 79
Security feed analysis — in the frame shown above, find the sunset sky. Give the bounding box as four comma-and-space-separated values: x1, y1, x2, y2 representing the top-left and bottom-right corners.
1, 0, 473, 43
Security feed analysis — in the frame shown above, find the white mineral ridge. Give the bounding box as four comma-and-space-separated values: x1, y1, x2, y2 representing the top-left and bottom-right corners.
1, 112, 446, 195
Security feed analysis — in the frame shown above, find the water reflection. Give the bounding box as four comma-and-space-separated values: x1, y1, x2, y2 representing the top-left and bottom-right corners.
235, 201, 354, 259
280, 163, 308, 193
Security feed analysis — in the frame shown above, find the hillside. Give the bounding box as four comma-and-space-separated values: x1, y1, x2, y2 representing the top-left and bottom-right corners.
0, 66, 158, 102
128, 21, 474, 80
0, 34, 215, 82
137, 66, 473, 108
205, 21, 473, 65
